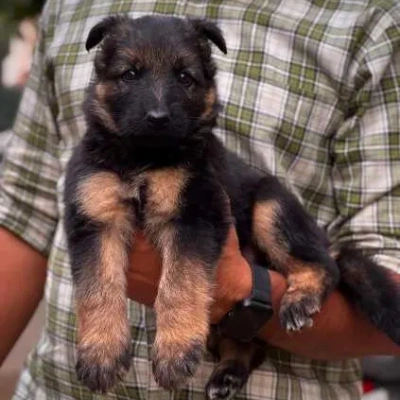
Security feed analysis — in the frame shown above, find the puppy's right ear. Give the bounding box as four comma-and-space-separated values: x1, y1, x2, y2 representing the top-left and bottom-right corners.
86, 16, 123, 51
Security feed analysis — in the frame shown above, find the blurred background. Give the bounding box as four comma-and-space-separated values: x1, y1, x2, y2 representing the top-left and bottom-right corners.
0, 0, 44, 157
0, 0, 399, 399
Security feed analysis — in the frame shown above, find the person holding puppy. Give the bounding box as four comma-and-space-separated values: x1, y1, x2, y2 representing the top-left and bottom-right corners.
1, 0, 400, 399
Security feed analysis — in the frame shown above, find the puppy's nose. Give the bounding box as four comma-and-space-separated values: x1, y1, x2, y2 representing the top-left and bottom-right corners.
146, 110, 170, 127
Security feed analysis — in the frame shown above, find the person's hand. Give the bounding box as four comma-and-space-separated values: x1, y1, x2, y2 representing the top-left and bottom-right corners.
127, 227, 254, 323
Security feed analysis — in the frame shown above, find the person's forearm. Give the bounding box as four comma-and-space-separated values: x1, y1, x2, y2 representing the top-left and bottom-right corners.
260, 271, 400, 360
0, 228, 47, 365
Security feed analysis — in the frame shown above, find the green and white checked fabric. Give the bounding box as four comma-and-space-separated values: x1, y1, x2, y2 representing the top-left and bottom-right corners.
1, 0, 400, 398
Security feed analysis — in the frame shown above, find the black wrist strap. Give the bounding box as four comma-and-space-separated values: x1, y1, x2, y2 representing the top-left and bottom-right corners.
216, 263, 273, 342
251, 262, 272, 306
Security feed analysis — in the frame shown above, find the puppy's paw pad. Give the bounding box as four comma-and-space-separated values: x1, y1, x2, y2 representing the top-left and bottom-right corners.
152, 340, 204, 390
206, 362, 248, 400
279, 291, 321, 332
76, 344, 131, 393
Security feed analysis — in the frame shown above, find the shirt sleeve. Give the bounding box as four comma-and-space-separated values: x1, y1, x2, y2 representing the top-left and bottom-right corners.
0, 2, 61, 256
331, 6, 400, 272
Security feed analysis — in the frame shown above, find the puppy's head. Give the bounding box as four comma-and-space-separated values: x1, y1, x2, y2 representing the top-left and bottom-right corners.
85, 15, 226, 141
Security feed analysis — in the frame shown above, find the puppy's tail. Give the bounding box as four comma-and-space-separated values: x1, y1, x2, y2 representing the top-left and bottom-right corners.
335, 245, 400, 345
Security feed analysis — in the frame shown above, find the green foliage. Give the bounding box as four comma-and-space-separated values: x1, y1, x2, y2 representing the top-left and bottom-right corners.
0, 0, 45, 21
0, 0, 45, 51
0, 0, 44, 130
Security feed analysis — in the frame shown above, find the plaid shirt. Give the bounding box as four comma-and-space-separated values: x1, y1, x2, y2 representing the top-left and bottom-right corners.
2, 0, 400, 399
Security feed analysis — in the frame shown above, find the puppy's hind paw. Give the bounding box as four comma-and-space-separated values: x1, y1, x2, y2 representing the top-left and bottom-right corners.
206, 361, 249, 400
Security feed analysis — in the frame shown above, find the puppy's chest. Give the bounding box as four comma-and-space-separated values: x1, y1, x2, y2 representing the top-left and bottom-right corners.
125, 168, 189, 227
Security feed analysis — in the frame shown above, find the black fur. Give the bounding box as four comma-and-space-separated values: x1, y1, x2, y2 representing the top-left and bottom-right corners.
64, 15, 400, 397
337, 247, 400, 344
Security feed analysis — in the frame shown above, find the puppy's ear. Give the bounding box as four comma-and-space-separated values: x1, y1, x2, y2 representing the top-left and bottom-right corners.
86, 16, 126, 51
190, 19, 227, 54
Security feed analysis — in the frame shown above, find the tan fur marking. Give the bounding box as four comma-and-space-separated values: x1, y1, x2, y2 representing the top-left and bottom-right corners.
253, 200, 326, 295
119, 46, 162, 73
99, 224, 130, 281
77, 172, 129, 225
285, 262, 326, 295
77, 289, 129, 367
93, 83, 119, 133
153, 226, 211, 357
144, 168, 189, 227
253, 200, 290, 270
201, 87, 216, 118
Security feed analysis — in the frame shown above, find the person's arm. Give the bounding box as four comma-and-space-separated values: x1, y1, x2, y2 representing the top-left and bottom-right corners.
126, 228, 400, 360
0, 1, 60, 363
0, 229, 47, 364
213, 231, 400, 359
258, 273, 400, 360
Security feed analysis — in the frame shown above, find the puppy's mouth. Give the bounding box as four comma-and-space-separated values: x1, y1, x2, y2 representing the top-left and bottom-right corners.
128, 124, 189, 145
131, 117, 190, 139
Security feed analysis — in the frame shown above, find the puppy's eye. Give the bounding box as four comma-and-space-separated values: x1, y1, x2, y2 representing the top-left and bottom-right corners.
177, 71, 194, 87
121, 69, 138, 82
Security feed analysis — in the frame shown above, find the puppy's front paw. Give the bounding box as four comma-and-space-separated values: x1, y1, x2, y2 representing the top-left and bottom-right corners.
279, 290, 322, 332
76, 340, 131, 393
152, 337, 204, 390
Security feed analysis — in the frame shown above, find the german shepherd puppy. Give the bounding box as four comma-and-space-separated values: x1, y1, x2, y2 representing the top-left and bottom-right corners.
64, 15, 400, 399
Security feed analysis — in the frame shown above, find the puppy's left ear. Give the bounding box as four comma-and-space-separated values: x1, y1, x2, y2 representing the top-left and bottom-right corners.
190, 19, 227, 54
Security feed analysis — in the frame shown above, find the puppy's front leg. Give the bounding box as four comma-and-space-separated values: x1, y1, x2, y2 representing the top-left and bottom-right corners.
65, 171, 135, 393
149, 179, 230, 390
152, 229, 212, 390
